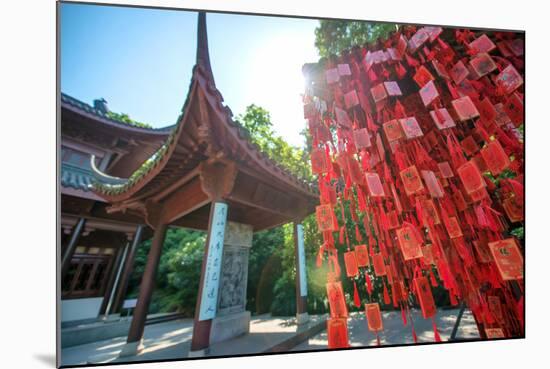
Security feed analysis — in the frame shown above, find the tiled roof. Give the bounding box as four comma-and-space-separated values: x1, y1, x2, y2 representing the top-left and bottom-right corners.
61, 162, 94, 192
61, 93, 175, 133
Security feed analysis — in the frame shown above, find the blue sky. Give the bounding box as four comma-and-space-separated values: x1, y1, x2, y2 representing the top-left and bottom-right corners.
60, 3, 320, 147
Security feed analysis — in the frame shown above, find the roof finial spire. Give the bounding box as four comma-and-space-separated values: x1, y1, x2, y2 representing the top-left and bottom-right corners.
196, 12, 213, 77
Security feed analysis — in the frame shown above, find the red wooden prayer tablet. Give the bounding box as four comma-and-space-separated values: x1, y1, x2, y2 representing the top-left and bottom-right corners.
461, 135, 480, 156
311, 148, 328, 175
485, 328, 505, 339
470, 52, 497, 77
413, 65, 434, 88
399, 117, 424, 139
450, 60, 469, 85
372, 253, 387, 276
344, 89, 359, 109
420, 197, 442, 225
494, 103, 512, 126
334, 106, 352, 127
383, 119, 404, 142
337, 63, 352, 76
353, 128, 371, 149
432, 59, 450, 80
478, 97, 497, 123
425, 26, 443, 42
365, 172, 385, 197
326, 281, 349, 318
469, 34, 496, 54
503, 93, 524, 126
430, 108, 456, 130
384, 81, 402, 96
325, 68, 340, 84
495, 64, 523, 95
457, 161, 485, 194
385, 210, 399, 230
507, 38, 524, 56
421, 170, 444, 198
414, 276, 436, 318
344, 250, 359, 278
354, 244, 370, 267
365, 303, 384, 332
445, 216, 463, 239
452, 96, 480, 121
396, 34, 408, 56
316, 204, 337, 232
502, 196, 523, 223
422, 244, 435, 264
488, 238, 524, 280
409, 28, 430, 51
400, 165, 425, 195
419, 80, 439, 107
481, 140, 510, 175
371, 83, 388, 103
487, 296, 504, 322
327, 317, 350, 348
396, 226, 423, 260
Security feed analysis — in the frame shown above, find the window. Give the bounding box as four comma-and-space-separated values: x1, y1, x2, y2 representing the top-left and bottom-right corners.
61, 146, 99, 171
62, 247, 116, 299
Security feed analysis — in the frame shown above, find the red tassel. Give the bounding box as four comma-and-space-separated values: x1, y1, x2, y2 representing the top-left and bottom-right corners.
316, 248, 323, 267
412, 325, 418, 343
395, 62, 407, 79
353, 280, 361, 308
432, 318, 442, 342
365, 274, 373, 296
430, 269, 438, 287
401, 306, 408, 326
383, 281, 391, 305
355, 224, 363, 242
450, 292, 458, 306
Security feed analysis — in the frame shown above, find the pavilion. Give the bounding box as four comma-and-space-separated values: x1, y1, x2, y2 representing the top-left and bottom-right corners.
60, 12, 319, 358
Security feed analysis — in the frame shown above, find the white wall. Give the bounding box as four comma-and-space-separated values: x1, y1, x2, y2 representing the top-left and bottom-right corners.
61, 297, 104, 322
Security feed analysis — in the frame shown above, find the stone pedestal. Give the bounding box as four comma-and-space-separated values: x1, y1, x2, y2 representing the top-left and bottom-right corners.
209, 222, 253, 344
118, 339, 143, 357
296, 312, 310, 325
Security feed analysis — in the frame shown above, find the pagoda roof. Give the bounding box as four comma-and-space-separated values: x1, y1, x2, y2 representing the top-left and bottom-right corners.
61, 92, 175, 135
90, 12, 318, 231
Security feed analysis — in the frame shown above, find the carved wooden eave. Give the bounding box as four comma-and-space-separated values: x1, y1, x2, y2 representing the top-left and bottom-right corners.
92, 12, 318, 231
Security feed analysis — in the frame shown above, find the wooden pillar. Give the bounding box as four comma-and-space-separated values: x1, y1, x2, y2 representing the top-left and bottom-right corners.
119, 223, 167, 357
112, 225, 145, 314
294, 222, 309, 324
61, 217, 86, 280
98, 242, 126, 316
189, 201, 228, 355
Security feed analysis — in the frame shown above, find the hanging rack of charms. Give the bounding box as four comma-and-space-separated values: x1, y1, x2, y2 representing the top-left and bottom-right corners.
303, 25, 524, 348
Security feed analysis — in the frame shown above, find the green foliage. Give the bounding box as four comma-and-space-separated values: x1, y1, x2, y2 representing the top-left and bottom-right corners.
106, 111, 153, 129
247, 227, 285, 314
125, 104, 326, 317
127, 228, 205, 315
236, 104, 312, 181
314, 20, 398, 58
510, 226, 524, 241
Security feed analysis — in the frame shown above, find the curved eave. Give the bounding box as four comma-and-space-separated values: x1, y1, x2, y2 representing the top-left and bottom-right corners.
61, 93, 175, 136
91, 66, 204, 202
92, 64, 318, 204
199, 71, 319, 200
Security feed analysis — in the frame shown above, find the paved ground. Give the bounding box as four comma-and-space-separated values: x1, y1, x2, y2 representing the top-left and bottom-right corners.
292, 308, 479, 351
60, 309, 478, 366
61, 314, 325, 366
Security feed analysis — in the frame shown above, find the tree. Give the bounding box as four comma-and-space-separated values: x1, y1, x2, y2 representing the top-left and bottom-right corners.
236, 104, 312, 180
126, 104, 324, 317
314, 20, 398, 58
